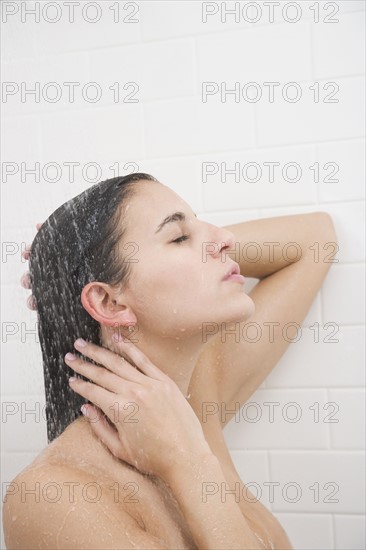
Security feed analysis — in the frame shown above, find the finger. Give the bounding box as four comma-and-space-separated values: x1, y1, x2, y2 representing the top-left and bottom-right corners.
74, 338, 166, 382
68, 377, 129, 426
22, 245, 32, 260
80, 404, 103, 424
72, 339, 148, 383
27, 295, 37, 310
64, 353, 133, 394
36, 223, 43, 231
20, 272, 31, 289
81, 405, 126, 459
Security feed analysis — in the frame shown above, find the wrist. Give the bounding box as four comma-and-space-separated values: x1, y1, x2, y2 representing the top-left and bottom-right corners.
162, 442, 219, 484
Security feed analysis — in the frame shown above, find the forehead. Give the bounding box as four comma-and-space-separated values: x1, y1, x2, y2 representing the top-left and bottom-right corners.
125, 181, 190, 225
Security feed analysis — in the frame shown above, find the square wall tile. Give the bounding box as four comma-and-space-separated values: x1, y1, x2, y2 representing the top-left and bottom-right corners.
270, 450, 365, 513
334, 514, 366, 550
274, 513, 333, 550
329, 389, 365, 449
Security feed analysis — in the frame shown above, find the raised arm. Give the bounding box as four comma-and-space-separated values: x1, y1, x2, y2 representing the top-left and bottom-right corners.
225, 211, 337, 279
191, 212, 338, 428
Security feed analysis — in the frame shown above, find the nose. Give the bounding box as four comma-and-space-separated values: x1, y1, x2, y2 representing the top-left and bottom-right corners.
207, 224, 235, 259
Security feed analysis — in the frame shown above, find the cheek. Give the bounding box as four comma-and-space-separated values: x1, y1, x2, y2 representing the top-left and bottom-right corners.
129, 254, 217, 310
135, 270, 199, 315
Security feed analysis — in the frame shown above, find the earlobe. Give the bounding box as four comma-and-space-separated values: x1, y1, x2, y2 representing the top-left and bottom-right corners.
80, 281, 129, 328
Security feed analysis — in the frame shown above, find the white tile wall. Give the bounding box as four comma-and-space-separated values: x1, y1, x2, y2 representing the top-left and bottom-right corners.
275, 513, 334, 550
256, 76, 365, 147
200, 144, 319, 211
269, 450, 365, 513
90, 39, 197, 103
1, 115, 42, 164
265, 326, 365, 389
1, 2, 365, 548
328, 389, 366, 449
2, 52, 91, 116
312, 11, 365, 79
144, 96, 256, 157
1, 340, 44, 396
223, 388, 332, 450
197, 20, 313, 83
33, 2, 140, 54
322, 264, 365, 325
40, 105, 145, 162
334, 514, 366, 550
317, 139, 365, 203
1, 395, 47, 452
321, 201, 365, 263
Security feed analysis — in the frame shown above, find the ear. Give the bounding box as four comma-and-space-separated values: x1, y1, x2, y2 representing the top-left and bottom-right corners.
80, 281, 136, 328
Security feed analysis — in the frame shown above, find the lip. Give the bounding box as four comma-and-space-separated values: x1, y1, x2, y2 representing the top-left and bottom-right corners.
223, 273, 246, 284
222, 262, 243, 281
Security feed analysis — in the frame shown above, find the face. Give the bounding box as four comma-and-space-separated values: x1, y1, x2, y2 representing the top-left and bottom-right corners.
117, 181, 255, 338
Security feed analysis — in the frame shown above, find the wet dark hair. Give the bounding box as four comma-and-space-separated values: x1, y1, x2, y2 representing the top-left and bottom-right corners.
29, 173, 158, 443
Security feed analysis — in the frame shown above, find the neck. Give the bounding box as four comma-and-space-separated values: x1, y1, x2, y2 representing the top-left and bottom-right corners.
101, 326, 207, 398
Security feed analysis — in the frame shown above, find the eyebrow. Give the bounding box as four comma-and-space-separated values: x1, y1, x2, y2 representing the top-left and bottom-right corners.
155, 211, 197, 234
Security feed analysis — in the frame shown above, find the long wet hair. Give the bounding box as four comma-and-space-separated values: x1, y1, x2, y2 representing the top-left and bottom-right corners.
29, 173, 158, 443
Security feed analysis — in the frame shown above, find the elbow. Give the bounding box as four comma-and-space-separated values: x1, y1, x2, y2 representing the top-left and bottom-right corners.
312, 212, 339, 270
313, 211, 339, 243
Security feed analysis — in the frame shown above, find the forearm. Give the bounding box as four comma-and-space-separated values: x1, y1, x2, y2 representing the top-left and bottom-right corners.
163, 450, 261, 550
224, 211, 337, 279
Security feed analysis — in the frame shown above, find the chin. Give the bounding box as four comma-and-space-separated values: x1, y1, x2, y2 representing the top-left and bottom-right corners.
204, 298, 255, 330
229, 294, 255, 323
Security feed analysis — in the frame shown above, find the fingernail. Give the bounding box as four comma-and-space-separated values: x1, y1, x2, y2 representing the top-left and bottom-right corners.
80, 404, 89, 417
65, 352, 76, 361
21, 274, 31, 289
75, 338, 87, 348
27, 295, 36, 310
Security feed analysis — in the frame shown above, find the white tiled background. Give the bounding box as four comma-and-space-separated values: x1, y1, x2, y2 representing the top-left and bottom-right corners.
1, 1, 365, 549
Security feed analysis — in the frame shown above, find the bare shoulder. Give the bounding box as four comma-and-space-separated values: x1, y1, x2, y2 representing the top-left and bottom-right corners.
3, 448, 168, 549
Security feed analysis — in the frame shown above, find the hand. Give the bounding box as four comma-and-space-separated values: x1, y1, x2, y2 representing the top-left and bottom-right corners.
65, 338, 211, 479
21, 223, 43, 311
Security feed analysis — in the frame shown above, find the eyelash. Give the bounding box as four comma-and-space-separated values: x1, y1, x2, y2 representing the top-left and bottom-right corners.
172, 235, 189, 244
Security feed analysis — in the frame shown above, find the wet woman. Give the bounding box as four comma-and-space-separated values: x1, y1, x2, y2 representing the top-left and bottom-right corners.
3, 173, 337, 549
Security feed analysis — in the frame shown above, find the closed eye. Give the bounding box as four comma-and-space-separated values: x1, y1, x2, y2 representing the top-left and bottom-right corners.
172, 235, 189, 244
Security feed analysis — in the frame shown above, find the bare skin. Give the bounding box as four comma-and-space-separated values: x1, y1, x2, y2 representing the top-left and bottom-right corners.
4, 185, 338, 549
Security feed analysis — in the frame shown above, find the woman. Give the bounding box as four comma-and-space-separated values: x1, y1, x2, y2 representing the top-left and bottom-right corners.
3, 173, 337, 549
